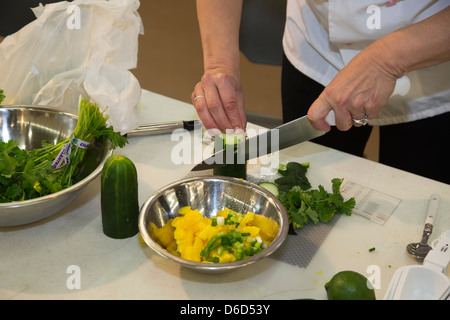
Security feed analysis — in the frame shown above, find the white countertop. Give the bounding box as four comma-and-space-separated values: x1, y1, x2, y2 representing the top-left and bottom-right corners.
1, 89, 449, 300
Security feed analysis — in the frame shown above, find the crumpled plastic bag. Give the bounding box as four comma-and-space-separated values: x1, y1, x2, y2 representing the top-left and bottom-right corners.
0, 0, 144, 134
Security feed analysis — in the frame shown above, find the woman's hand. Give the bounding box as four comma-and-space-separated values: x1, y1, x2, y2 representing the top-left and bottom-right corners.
193, 0, 245, 133
192, 68, 246, 132
308, 44, 397, 131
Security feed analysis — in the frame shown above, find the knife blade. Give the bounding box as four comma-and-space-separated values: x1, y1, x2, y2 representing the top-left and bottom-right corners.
191, 115, 326, 171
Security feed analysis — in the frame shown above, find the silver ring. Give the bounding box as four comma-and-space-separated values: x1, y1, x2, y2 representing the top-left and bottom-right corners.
352, 114, 369, 126
193, 95, 205, 103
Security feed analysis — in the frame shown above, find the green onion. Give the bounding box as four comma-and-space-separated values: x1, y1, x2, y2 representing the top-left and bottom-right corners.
200, 232, 225, 258
206, 257, 220, 263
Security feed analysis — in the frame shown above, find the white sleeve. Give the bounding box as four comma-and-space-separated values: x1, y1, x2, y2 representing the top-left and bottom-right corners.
328, 0, 448, 44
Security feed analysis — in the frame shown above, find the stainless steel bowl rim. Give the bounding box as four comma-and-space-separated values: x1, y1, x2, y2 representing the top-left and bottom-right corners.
138, 176, 289, 272
0, 105, 112, 209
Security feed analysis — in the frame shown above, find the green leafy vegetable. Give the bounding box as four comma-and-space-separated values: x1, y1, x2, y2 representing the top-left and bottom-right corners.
0, 97, 127, 202
270, 162, 356, 230
0, 89, 5, 104
275, 162, 311, 191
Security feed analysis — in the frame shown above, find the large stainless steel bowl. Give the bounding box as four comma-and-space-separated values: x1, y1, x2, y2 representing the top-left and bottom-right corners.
0, 105, 112, 227
139, 176, 289, 273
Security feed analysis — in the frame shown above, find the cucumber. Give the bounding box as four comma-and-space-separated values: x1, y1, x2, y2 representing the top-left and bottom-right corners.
213, 132, 247, 179
258, 182, 279, 197
101, 155, 139, 239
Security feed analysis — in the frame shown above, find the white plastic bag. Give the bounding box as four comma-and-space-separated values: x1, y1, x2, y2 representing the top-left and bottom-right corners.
0, 0, 144, 134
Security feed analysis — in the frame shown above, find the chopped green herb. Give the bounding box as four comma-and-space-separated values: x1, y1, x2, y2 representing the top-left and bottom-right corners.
264, 162, 356, 230
369, 247, 376, 252
275, 162, 311, 191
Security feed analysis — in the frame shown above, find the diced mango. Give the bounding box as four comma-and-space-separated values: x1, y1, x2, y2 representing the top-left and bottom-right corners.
239, 211, 254, 226
166, 241, 179, 256
148, 207, 279, 263
239, 225, 260, 238
150, 219, 175, 248
248, 214, 279, 243
178, 206, 192, 215
216, 209, 229, 218
197, 224, 222, 241
212, 250, 236, 263
181, 245, 200, 262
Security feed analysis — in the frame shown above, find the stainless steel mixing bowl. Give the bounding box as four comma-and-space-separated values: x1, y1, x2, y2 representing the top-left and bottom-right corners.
139, 176, 289, 273
0, 105, 112, 226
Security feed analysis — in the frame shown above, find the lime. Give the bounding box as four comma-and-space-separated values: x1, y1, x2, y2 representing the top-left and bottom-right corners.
324, 270, 376, 300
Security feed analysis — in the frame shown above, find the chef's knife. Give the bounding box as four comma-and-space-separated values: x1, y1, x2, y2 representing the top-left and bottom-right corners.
191, 114, 331, 171
125, 120, 200, 137
191, 75, 411, 171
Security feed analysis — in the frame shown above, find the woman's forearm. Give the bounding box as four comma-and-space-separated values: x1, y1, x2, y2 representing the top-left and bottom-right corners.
373, 6, 450, 78
196, 0, 243, 75
192, 0, 246, 131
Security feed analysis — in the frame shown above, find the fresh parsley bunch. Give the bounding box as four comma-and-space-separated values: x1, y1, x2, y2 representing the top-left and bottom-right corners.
274, 162, 356, 230
0, 97, 127, 202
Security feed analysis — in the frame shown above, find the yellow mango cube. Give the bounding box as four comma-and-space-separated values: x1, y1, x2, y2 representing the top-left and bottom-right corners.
239, 225, 260, 238
249, 214, 279, 242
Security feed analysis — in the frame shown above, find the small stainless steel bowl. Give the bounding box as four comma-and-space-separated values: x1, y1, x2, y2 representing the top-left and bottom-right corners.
139, 176, 289, 273
0, 105, 112, 226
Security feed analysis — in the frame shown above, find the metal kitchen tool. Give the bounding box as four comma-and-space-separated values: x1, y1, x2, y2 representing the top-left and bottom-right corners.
191, 115, 329, 171
406, 193, 440, 260
126, 120, 200, 137
138, 176, 289, 273
384, 230, 450, 300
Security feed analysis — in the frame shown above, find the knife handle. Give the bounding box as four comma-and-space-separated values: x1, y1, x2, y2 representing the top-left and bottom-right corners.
125, 120, 200, 137
392, 75, 410, 97
325, 111, 336, 126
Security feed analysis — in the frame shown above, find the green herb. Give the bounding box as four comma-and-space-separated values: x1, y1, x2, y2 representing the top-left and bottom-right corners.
0, 89, 5, 104
275, 162, 311, 191
272, 162, 356, 230
0, 97, 127, 202
369, 247, 376, 252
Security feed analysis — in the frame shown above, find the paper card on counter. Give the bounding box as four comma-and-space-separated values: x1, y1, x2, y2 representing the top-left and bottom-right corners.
341, 181, 402, 225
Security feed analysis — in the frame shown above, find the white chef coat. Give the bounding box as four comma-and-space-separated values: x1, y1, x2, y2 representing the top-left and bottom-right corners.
282, 0, 450, 126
